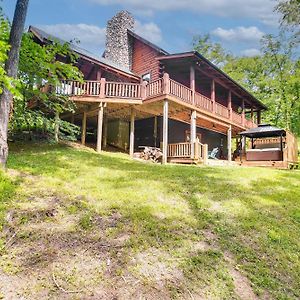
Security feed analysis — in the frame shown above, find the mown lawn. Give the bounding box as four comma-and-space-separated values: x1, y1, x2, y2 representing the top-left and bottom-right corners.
0, 141, 299, 299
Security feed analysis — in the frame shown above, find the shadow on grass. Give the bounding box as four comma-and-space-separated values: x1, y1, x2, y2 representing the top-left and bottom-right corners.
5, 141, 300, 298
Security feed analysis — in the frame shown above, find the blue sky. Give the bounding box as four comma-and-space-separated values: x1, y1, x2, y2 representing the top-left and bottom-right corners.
2, 0, 280, 57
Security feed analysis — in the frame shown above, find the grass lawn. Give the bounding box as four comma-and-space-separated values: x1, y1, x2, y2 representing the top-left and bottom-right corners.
0, 141, 299, 299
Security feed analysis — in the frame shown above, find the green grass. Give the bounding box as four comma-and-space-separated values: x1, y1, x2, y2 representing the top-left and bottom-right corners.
1, 141, 299, 299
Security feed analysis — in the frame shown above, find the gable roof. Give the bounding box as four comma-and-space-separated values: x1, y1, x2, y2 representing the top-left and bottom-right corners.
157, 51, 267, 110
128, 29, 169, 55
28, 26, 140, 80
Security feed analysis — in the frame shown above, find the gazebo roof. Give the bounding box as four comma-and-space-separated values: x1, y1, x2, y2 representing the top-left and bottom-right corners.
239, 124, 286, 138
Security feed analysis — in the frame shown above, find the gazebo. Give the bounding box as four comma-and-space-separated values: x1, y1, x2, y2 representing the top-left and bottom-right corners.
238, 124, 298, 168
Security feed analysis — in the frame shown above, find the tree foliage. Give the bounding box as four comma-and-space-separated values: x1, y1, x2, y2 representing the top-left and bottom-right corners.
11, 32, 83, 141
0, 6, 10, 94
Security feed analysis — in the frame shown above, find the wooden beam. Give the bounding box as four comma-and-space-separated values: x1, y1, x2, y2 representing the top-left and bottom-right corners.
103, 112, 108, 149
96, 103, 104, 152
129, 106, 135, 157
228, 90, 232, 121
162, 99, 169, 164
211, 79, 216, 113
191, 110, 197, 158
81, 111, 87, 145
227, 125, 232, 162
190, 65, 195, 105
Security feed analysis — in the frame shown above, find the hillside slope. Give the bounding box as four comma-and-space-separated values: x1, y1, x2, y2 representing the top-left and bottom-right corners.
0, 142, 299, 299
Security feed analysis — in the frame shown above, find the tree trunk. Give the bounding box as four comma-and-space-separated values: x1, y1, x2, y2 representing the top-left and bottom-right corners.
54, 111, 60, 143
0, 0, 29, 168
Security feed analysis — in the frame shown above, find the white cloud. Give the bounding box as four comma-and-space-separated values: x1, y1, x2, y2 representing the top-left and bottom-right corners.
38, 23, 106, 55
88, 0, 278, 26
211, 26, 264, 43
38, 20, 162, 54
241, 48, 261, 57
134, 20, 162, 44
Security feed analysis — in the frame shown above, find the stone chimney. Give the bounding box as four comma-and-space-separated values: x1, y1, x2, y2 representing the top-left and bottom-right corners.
104, 11, 134, 70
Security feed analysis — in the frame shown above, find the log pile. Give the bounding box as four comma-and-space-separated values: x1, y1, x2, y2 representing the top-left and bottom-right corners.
140, 146, 163, 163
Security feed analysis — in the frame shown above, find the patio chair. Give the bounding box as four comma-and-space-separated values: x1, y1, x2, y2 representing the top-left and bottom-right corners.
208, 147, 219, 159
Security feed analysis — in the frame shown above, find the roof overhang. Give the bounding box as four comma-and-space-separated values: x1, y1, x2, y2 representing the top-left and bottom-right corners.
239, 124, 286, 138
28, 26, 140, 81
157, 51, 267, 110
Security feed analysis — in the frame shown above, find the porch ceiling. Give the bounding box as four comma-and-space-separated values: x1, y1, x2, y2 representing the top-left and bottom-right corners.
65, 100, 242, 136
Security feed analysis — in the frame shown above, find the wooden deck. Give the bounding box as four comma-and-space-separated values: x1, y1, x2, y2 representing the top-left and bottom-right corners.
57, 75, 257, 131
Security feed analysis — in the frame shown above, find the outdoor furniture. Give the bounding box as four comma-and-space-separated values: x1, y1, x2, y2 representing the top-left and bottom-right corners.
208, 147, 219, 159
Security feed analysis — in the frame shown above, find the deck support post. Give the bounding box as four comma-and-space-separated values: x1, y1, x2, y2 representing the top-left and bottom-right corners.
162, 99, 169, 164
129, 106, 135, 157
211, 79, 216, 113
227, 125, 232, 162
228, 90, 232, 120
257, 110, 261, 125
81, 111, 87, 145
190, 65, 195, 105
241, 99, 245, 127
103, 113, 108, 149
154, 116, 158, 147
96, 103, 104, 153
251, 107, 254, 123
190, 110, 197, 158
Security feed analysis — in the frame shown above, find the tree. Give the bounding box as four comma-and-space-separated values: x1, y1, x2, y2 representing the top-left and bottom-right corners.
0, 5, 10, 94
11, 32, 83, 142
0, 0, 29, 168
192, 34, 232, 67
275, 0, 300, 43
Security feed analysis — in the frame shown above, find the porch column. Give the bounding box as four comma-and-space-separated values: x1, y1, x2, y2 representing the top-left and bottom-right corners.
129, 106, 135, 157
96, 69, 102, 81
190, 110, 197, 158
162, 99, 169, 164
241, 99, 245, 126
153, 116, 158, 147
81, 111, 87, 145
227, 125, 232, 162
257, 110, 261, 125
96, 103, 104, 152
190, 65, 195, 105
228, 90, 232, 121
211, 79, 216, 113
103, 113, 108, 149
251, 107, 254, 123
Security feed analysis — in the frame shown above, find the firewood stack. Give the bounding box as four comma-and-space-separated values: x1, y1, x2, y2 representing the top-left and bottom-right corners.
140, 146, 163, 163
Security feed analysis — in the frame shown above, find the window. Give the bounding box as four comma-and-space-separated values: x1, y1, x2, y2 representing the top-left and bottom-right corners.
142, 72, 151, 82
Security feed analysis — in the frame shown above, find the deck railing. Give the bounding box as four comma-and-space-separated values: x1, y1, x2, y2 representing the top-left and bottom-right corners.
215, 102, 230, 119
57, 80, 101, 96
194, 92, 213, 112
146, 78, 163, 98
167, 140, 208, 162
57, 76, 257, 129
168, 142, 192, 158
232, 111, 243, 124
169, 79, 193, 104
105, 81, 142, 99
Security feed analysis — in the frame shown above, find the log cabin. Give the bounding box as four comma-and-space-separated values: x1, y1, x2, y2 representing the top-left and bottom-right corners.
28, 11, 271, 165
